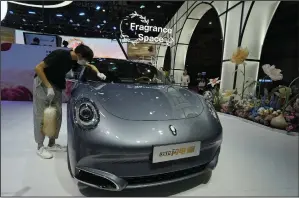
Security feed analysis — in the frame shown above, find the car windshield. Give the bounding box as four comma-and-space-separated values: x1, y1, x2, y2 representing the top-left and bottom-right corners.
78, 58, 171, 85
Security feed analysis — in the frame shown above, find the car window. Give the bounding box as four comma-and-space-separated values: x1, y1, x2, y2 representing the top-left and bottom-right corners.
81, 58, 171, 85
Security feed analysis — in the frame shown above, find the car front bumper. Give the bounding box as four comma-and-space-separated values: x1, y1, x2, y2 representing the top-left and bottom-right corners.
72, 140, 221, 191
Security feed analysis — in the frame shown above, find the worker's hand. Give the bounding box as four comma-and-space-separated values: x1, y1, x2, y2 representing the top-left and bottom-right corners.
47, 88, 55, 101
97, 72, 106, 80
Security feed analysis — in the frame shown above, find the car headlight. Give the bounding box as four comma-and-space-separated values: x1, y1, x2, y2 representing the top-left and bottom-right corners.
74, 98, 99, 129
206, 100, 220, 122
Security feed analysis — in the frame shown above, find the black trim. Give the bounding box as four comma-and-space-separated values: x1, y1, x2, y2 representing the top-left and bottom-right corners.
156, 44, 161, 66
222, 59, 260, 62
170, 1, 197, 29
176, 28, 182, 33
238, 2, 245, 47
187, 18, 200, 21
232, 1, 245, 89
172, 11, 179, 76
177, 43, 189, 45
210, 1, 214, 4
115, 37, 128, 60
221, 1, 229, 77
173, 69, 185, 71
157, 56, 165, 58
244, 59, 260, 62
239, 1, 255, 44
219, 1, 243, 17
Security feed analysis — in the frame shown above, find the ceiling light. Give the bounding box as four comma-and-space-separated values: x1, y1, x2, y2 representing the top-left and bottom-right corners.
97, 25, 100, 28
79, 12, 85, 16
77, 23, 80, 26
113, 26, 116, 30
96, 5, 100, 10
102, 9, 105, 12
28, 11, 36, 14
151, 19, 154, 21
8, 1, 73, 8
87, 18, 90, 22
209, 21, 212, 25
140, 5, 145, 9
9, 11, 13, 14
56, 14, 63, 17
103, 20, 106, 23
1, 1, 8, 21
157, 5, 161, 8
69, 19, 73, 23
22, 18, 26, 22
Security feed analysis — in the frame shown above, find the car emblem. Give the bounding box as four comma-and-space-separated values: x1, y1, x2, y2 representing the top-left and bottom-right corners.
169, 125, 177, 136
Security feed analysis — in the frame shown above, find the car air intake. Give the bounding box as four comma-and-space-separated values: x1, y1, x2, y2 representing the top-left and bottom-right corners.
76, 169, 119, 191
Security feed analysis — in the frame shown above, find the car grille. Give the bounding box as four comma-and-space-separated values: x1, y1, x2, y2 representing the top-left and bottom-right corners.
123, 163, 207, 185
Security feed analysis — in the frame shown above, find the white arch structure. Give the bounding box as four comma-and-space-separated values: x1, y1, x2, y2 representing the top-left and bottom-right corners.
155, 1, 280, 92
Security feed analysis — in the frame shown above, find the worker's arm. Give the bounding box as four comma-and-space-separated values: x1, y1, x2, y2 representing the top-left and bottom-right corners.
85, 63, 106, 80
85, 63, 100, 74
34, 61, 52, 88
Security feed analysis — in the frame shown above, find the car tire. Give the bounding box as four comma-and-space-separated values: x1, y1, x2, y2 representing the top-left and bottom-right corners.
67, 146, 74, 178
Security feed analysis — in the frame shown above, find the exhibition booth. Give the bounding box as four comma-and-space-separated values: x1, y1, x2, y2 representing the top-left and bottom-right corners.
1, 1, 298, 196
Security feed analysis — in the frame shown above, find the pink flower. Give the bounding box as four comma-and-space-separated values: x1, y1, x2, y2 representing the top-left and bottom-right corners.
208, 77, 221, 87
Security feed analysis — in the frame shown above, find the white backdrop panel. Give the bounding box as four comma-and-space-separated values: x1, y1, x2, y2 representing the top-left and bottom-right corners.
242, 1, 252, 30
188, 1, 200, 15
188, 4, 212, 19
175, 30, 181, 44
219, 14, 226, 38
222, 5, 242, 60
173, 70, 184, 85
156, 45, 168, 69
241, 1, 280, 60
220, 62, 237, 91
212, 1, 228, 15
178, 19, 200, 44
171, 46, 176, 69
177, 3, 188, 19
156, 57, 165, 70
176, 13, 187, 31
174, 44, 189, 71
228, 1, 240, 9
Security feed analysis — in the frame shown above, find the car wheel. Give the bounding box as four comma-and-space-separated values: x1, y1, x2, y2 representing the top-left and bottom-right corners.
67, 146, 74, 178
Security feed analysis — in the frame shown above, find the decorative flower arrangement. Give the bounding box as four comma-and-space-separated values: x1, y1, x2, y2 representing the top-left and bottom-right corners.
257, 64, 283, 99
214, 57, 299, 133
231, 47, 249, 65
231, 47, 250, 99
206, 77, 222, 111
208, 77, 221, 87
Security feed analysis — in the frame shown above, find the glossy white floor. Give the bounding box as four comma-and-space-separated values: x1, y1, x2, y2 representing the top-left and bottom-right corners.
1, 101, 298, 196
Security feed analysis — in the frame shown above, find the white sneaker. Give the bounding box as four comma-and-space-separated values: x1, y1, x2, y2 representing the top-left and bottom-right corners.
37, 146, 53, 159
46, 144, 67, 152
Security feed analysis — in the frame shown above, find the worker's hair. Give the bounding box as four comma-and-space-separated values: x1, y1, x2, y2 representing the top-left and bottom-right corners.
74, 44, 94, 62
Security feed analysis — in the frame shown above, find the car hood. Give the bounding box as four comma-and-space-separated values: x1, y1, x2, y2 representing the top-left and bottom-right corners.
89, 83, 204, 121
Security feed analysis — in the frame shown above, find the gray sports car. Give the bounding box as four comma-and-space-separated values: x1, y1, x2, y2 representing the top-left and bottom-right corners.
67, 58, 222, 191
